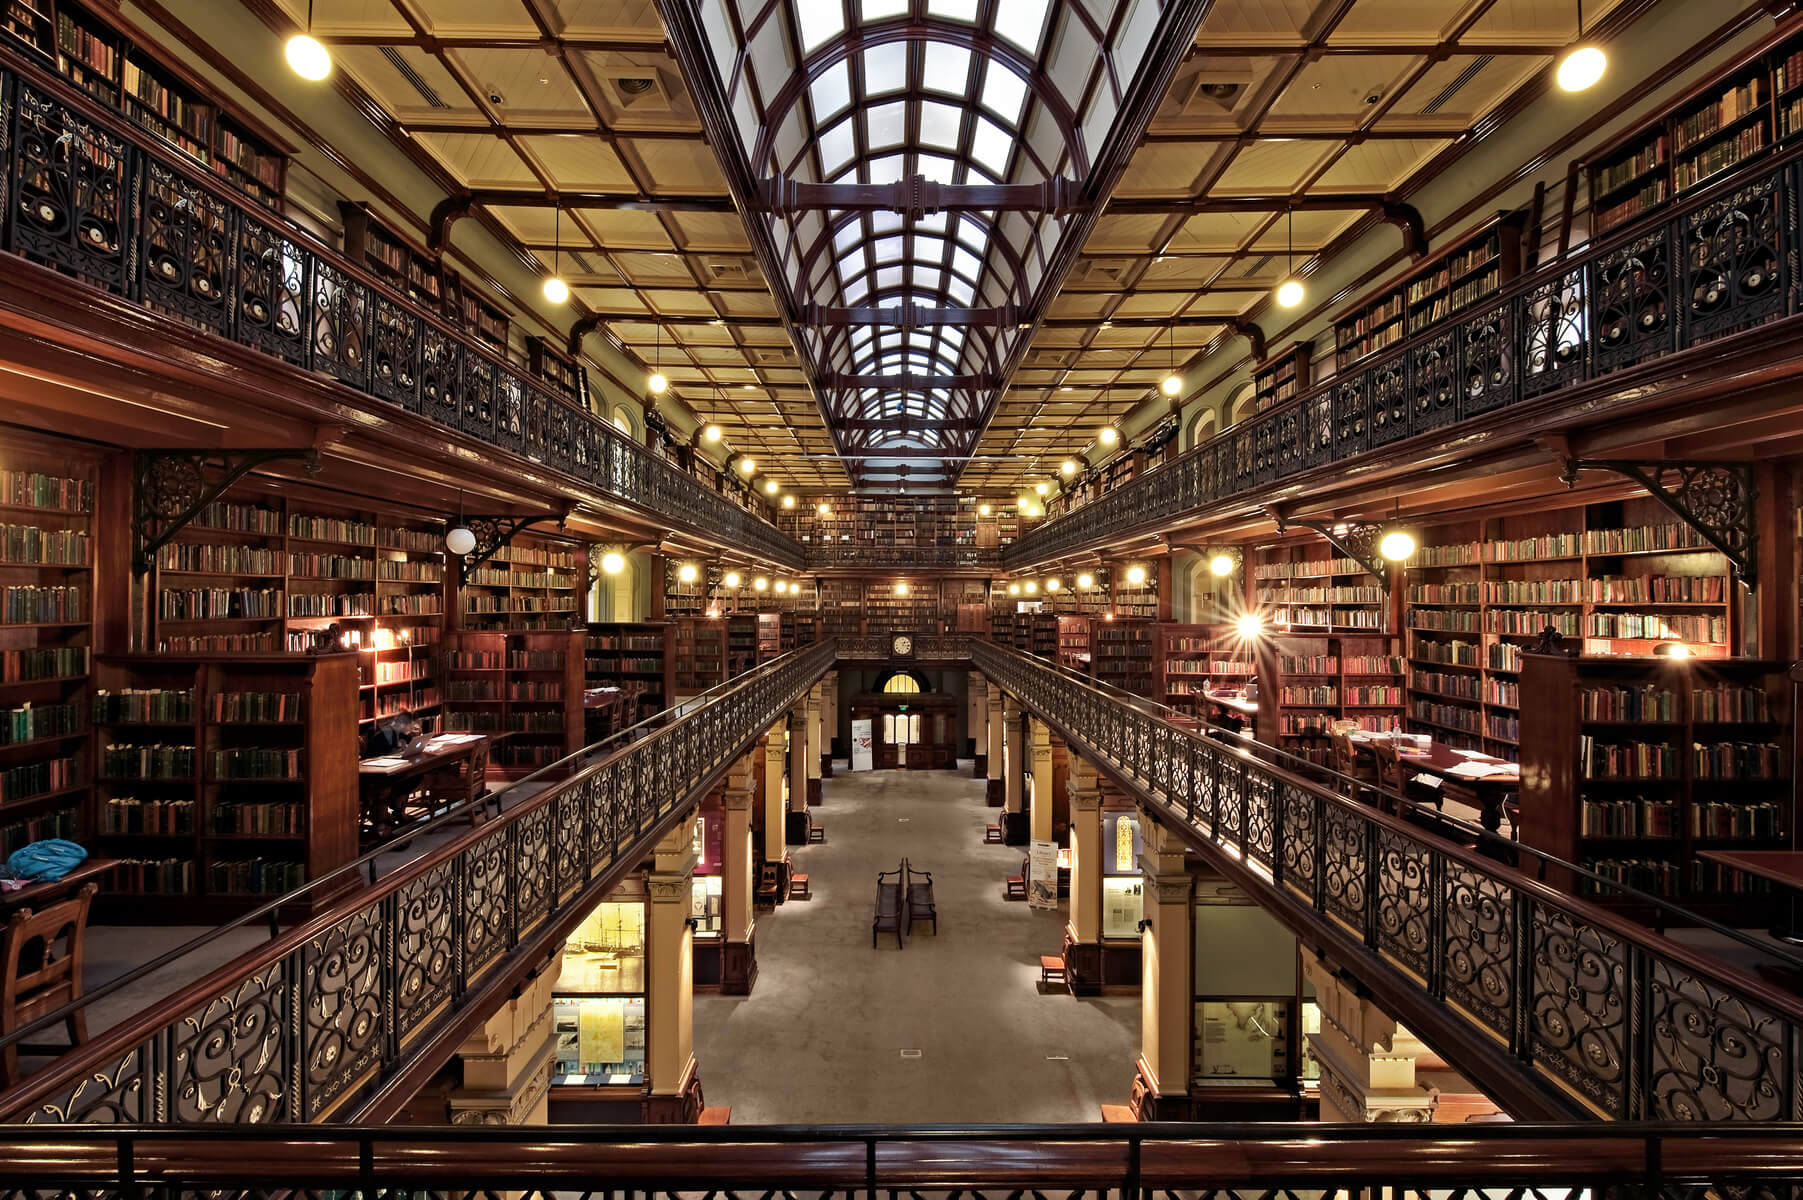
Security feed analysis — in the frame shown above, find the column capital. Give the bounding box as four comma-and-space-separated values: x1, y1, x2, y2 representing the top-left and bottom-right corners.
1069, 784, 1103, 813
721, 784, 754, 812
1143, 868, 1193, 906
648, 872, 692, 904
1002, 694, 1025, 717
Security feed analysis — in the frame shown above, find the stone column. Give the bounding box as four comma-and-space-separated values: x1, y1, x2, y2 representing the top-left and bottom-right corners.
805, 684, 823, 806
985, 683, 1005, 805
448, 953, 561, 1126
645, 823, 701, 1123
1300, 949, 1502, 1123
720, 750, 758, 995
1028, 717, 1055, 844
1062, 756, 1104, 994
785, 705, 807, 844
970, 672, 989, 778
762, 722, 787, 862
819, 672, 836, 777
1134, 817, 1193, 1121
1001, 695, 1026, 843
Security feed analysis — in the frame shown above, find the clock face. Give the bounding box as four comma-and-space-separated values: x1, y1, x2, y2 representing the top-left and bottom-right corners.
893, 635, 913, 656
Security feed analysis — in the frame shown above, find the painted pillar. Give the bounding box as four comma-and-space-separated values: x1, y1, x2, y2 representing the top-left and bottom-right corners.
986, 682, 1006, 805
1134, 816, 1193, 1121
720, 749, 757, 995
763, 721, 787, 861
1063, 754, 1104, 994
970, 671, 989, 778
645, 823, 700, 1123
819, 672, 837, 776
805, 684, 823, 806
1028, 716, 1055, 844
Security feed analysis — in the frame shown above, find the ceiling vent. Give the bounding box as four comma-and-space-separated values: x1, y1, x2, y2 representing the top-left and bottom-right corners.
1238, 254, 1274, 278
380, 47, 450, 109
1070, 259, 1131, 285
750, 347, 794, 366
706, 256, 760, 282
603, 70, 672, 109
1174, 61, 1254, 116
1419, 55, 1494, 116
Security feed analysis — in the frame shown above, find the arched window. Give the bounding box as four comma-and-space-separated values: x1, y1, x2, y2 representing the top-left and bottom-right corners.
882, 674, 921, 694
1229, 382, 1258, 427
1187, 409, 1217, 450
611, 405, 635, 437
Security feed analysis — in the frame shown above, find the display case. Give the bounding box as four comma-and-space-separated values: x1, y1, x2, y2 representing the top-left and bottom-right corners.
1101, 810, 1144, 939
1193, 998, 1293, 1080
559, 897, 646, 995
552, 888, 648, 1102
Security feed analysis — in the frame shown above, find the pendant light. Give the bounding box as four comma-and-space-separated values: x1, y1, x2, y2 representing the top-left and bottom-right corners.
445, 489, 476, 556
647, 324, 669, 395
1275, 206, 1304, 308
285, 0, 332, 80
542, 206, 569, 304
1556, 0, 1606, 92
1159, 325, 1182, 397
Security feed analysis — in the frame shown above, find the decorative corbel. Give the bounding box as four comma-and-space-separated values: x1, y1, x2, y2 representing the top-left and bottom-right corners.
1231, 318, 1266, 363
134, 448, 320, 573
427, 193, 474, 255
456, 515, 550, 577
1277, 516, 1390, 587
1381, 202, 1428, 261
1562, 459, 1757, 583
566, 313, 603, 360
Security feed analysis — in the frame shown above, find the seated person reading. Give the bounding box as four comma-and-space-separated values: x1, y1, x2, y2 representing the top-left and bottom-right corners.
365, 708, 422, 758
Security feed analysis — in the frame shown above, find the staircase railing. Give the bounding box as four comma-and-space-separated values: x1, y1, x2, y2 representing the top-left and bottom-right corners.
0, 641, 835, 1124
973, 640, 1803, 1123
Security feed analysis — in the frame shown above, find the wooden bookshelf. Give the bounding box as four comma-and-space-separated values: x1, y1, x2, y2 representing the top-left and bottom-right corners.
1253, 544, 1390, 634
1254, 634, 1404, 761
1333, 213, 1523, 370
0, 433, 99, 860
1091, 618, 1154, 698
1154, 623, 1247, 711
584, 621, 671, 730
1520, 653, 1792, 911
1406, 498, 1734, 759
527, 335, 587, 406
726, 613, 759, 676
457, 532, 582, 631
779, 610, 821, 651
443, 627, 581, 778
1057, 615, 1091, 672
672, 617, 729, 696
91, 652, 358, 920
819, 578, 864, 640
1253, 343, 1311, 415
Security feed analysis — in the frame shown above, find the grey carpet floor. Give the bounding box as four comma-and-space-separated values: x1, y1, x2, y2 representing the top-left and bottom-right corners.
694, 760, 1139, 1124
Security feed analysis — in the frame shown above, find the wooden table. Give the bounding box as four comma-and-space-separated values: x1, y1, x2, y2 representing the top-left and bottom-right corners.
0, 858, 116, 913
1351, 732, 1520, 833
359, 733, 491, 839
1201, 690, 1258, 730
1697, 850, 1803, 940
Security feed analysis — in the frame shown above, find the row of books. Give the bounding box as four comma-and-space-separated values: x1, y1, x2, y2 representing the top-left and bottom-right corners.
0, 524, 89, 565
1412, 700, 1481, 734
94, 687, 191, 723
1675, 125, 1766, 189
290, 553, 375, 580
0, 701, 81, 744
212, 691, 302, 723
380, 561, 442, 582
1581, 737, 1676, 779
1259, 587, 1385, 604
0, 470, 90, 512
1584, 612, 1726, 642
158, 587, 278, 621
289, 593, 373, 618
194, 500, 281, 534
3, 584, 83, 623
0, 805, 77, 856
158, 542, 281, 574
212, 748, 302, 780
1595, 135, 1666, 194
461, 596, 579, 614
0, 754, 77, 802
1415, 670, 1480, 701
101, 742, 193, 778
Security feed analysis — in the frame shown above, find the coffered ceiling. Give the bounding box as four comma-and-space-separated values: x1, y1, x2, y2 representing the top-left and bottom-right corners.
278, 0, 1639, 498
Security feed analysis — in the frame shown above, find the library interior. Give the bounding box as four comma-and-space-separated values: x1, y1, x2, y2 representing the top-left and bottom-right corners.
2, 0, 1803, 1191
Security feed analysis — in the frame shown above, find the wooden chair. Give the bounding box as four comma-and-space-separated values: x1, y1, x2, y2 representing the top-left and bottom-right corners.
983, 823, 1003, 844
1327, 724, 1379, 803
1, 882, 97, 1086
903, 859, 937, 936
788, 872, 811, 901
872, 868, 905, 949
806, 813, 825, 844
1368, 738, 1408, 813
1004, 875, 1027, 901
754, 863, 781, 911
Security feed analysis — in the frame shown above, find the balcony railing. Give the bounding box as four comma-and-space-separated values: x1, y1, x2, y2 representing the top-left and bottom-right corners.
0, 62, 805, 569
1, 1123, 1799, 1194
805, 545, 1002, 568
972, 640, 1803, 1123
0, 640, 836, 1125
1005, 146, 1800, 567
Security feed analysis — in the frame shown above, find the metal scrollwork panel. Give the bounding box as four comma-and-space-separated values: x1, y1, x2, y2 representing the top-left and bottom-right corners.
140, 160, 232, 334
370, 295, 421, 409
1530, 903, 1628, 1116
310, 260, 370, 387
1441, 861, 1516, 1039
237, 218, 308, 365
460, 836, 510, 984
461, 352, 496, 439
1332, 374, 1369, 457
302, 900, 383, 1120
522, 388, 548, 461
393, 860, 456, 1045
1683, 169, 1786, 345
1252, 416, 1280, 485
1375, 827, 1433, 981
587, 764, 617, 864
514, 802, 552, 936
419, 325, 461, 429
23, 1043, 146, 1123
1302, 391, 1334, 469
170, 963, 290, 1123
11, 85, 129, 291
1278, 784, 1316, 899
1321, 803, 1368, 931
1592, 227, 1675, 376
554, 784, 586, 901
1244, 771, 1275, 869
1367, 355, 1408, 448
1459, 301, 1514, 417
1229, 426, 1255, 497
1407, 332, 1458, 435
1647, 959, 1790, 1121
1521, 266, 1586, 399
494, 371, 525, 451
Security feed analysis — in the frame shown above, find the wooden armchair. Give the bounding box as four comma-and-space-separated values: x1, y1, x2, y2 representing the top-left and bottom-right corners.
903, 858, 937, 936
1327, 723, 1379, 803
1, 882, 97, 1086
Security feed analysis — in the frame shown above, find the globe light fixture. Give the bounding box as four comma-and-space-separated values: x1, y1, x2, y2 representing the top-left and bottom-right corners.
723, 571, 741, 588
1654, 641, 1692, 660
1046, 577, 1061, 592
1034, 481, 1049, 496
738, 458, 756, 474
764, 479, 779, 494
1557, 42, 1605, 92
647, 371, 669, 394
1379, 529, 1417, 562
1008, 583, 1021, 596
895, 582, 909, 596
1061, 459, 1079, 477
600, 551, 626, 575
1160, 373, 1183, 397
1125, 565, 1147, 586
542, 275, 569, 305
1210, 553, 1235, 577
774, 580, 788, 594
1023, 580, 1038, 595
541, 206, 568, 304
1077, 573, 1095, 589
703, 424, 723, 443
782, 495, 796, 509
978, 503, 992, 516
753, 577, 768, 592
817, 502, 832, 516
285, 2, 331, 81
1099, 426, 1119, 446
444, 525, 476, 556
1236, 612, 1265, 638
1276, 278, 1304, 308
677, 563, 699, 584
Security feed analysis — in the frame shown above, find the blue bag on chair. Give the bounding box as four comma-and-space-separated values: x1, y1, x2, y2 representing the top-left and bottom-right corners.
6, 839, 87, 882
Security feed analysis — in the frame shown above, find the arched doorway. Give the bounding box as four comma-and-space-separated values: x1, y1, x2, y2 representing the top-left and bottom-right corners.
853, 671, 956, 769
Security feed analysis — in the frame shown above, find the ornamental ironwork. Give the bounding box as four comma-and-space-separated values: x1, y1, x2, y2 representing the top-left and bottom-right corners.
1562, 459, 1758, 582
132, 448, 320, 573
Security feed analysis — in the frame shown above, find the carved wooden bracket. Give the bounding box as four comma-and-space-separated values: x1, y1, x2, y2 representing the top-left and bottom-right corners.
1230, 318, 1267, 363
1382, 202, 1428, 260
133, 448, 320, 573
428, 193, 474, 255
456, 514, 561, 578
1279, 517, 1390, 587
1562, 459, 1758, 583
566, 313, 603, 359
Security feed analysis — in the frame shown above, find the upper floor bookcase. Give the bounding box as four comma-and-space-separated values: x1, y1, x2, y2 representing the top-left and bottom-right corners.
0, 0, 286, 209
341, 203, 510, 357
1253, 343, 1311, 415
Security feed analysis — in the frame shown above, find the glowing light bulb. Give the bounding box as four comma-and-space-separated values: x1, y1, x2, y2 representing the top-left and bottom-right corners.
738, 458, 756, 474
753, 576, 768, 591
647, 372, 669, 394
703, 424, 723, 443
1276, 278, 1304, 308
764, 479, 779, 494
817, 502, 832, 516
600, 551, 625, 575
774, 580, 788, 594
723, 571, 741, 588
978, 503, 992, 516
542, 275, 569, 304
782, 495, 796, 509
1061, 460, 1078, 477
1379, 530, 1416, 562
445, 526, 477, 556
1210, 553, 1235, 577
1161, 374, 1182, 397
1099, 426, 1118, 446
895, 582, 909, 596
1034, 482, 1049, 496
1008, 583, 1021, 596
677, 563, 698, 584
1557, 44, 1606, 92
1125, 565, 1147, 586
1023, 580, 1038, 595
1046, 577, 1061, 592
1077, 573, 1094, 589
285, 33, 331, 80
1236, 613, 1264, 638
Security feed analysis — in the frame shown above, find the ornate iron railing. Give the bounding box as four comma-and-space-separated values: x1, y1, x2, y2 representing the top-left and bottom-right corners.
0, 63, 804, 568
973, 640, 1803, 1123
0, 641, 835, 1125
1, 1123, 1800, 1195
1005, 146, 1800, 568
